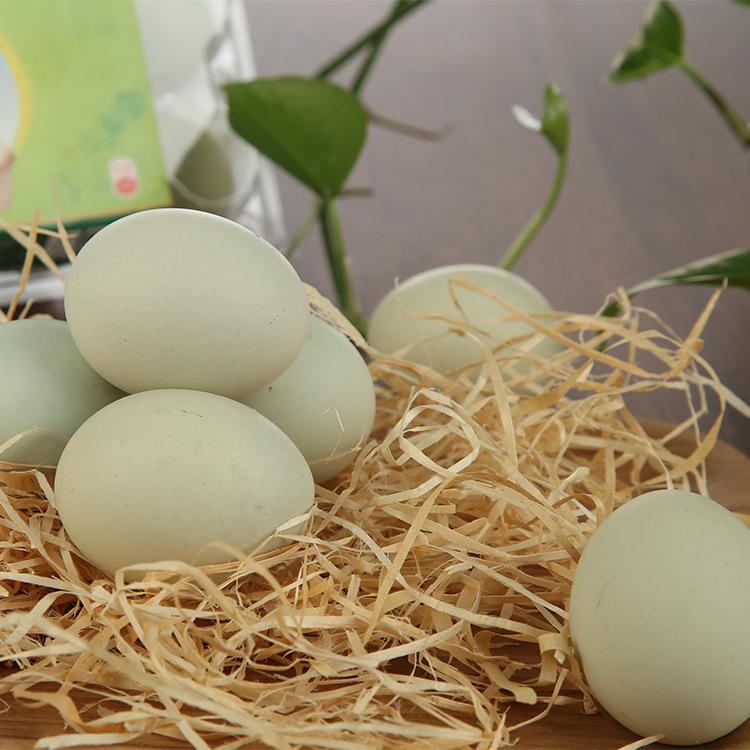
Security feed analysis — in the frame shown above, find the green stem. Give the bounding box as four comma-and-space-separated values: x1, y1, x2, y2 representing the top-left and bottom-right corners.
350, 0, 412, 94
350, 25, 389, 95
313, 1, 431, 331
500, 150, 568, 271
314, 0, 432, 81
286, 198, 323, 258
319, 198, 367, 335
677, 55, 750, 148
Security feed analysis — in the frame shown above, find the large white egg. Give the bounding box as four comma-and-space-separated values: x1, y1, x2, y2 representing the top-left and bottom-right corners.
367, 263, 561, 376
54, 388, 315, 578
64, 208, 310, 398
0, 318, 124, 466
240, 315, 376, 484
569, 489, 750, 745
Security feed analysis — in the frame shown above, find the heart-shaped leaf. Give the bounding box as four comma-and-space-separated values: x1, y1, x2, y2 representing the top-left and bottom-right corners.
609, 0, 684, 83
224, 76, 368, 199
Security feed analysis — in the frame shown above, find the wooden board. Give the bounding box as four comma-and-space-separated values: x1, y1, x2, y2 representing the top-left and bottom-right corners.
1, 423, 749, 750
1, 685, 748, 750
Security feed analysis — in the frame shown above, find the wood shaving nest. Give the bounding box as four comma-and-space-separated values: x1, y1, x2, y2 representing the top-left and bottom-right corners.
0, 217, 743, 749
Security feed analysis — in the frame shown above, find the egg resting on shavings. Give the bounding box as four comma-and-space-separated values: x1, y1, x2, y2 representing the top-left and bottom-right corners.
0, 216, 746, 750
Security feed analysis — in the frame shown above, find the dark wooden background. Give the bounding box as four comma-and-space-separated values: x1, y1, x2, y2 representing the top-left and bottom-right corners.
243, 0, 750, 455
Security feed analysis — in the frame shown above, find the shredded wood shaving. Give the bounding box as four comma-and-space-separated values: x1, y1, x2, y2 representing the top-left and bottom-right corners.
0, 218, 743, 749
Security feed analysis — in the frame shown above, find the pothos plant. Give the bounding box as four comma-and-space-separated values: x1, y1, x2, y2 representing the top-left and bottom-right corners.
224, 0, 750, 335
603, 0, 750, 314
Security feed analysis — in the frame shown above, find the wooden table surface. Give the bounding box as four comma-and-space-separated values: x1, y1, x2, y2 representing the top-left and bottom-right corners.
242, 0, 750, 455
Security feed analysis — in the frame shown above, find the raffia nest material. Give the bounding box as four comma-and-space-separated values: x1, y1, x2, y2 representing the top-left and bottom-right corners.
0, 213, 743, 750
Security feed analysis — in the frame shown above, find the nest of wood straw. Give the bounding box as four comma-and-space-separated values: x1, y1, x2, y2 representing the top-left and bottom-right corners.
0, 214, 737, 750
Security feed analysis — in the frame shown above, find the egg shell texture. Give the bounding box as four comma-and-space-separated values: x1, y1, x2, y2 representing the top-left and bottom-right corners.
569, 489, 750, 746
240, 315, 376, 484
0, 318, 125, 466
367, 263, 560, 374
53, 388, 315, 578
64, 208, 310, 398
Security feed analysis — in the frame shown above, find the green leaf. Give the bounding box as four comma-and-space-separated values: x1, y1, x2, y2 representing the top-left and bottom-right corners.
628, 247, 750, 297
224, 76, 368, 199
609, 0, 684, 83
511, 83, 569, 157
540, 84, 570, 156
602, 247, 750, 319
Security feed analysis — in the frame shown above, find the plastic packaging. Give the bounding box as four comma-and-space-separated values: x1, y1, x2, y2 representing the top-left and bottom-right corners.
0, 0, 283, 305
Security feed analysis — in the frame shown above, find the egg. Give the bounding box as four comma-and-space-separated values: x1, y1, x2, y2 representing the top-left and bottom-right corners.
54, 388, 315, 578
64, 208, 310, 398
170, 122, 245, 216
367, 263, 561, 376
240, 315, 376, 484
0, 318, 125, 466
569, 489, 750, 745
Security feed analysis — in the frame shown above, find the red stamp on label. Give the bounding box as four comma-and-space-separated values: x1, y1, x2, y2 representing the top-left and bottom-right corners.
109, 157, 140, 198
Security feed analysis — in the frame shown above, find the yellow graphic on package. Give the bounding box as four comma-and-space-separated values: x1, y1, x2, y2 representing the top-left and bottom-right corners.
0, 0, 171, 229
0, 29, 25, 215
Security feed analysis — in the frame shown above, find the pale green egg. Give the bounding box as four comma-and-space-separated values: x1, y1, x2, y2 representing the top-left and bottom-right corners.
64, 208, 310, 399
570, 489, 750, 745
367, 263, 561, 377
0, 318, 125, 466
54, 388, 315, 579
240, 315, 376, 484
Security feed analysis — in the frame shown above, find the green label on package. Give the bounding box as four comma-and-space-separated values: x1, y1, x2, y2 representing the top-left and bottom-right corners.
0, 0, 171, 233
